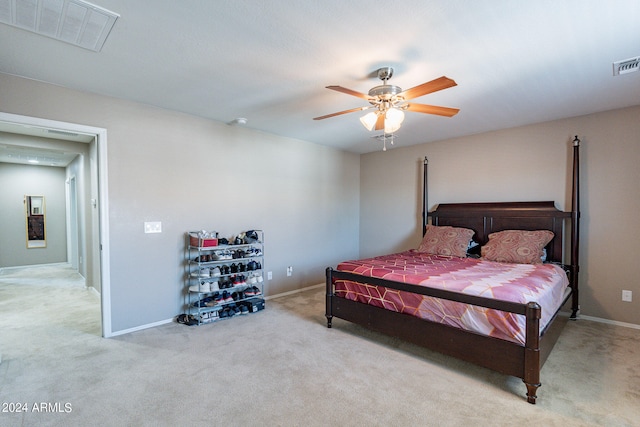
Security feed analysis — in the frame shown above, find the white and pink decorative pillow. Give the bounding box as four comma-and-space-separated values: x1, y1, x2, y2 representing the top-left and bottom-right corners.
417, 225, 475, 258
481, 230, 554, 264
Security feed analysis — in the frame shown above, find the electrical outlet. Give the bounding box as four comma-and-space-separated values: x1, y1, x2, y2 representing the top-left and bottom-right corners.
144, 221, 162, 233
267, 271, 272, 280
286, 266, 293, 277
622, 290, 632, 302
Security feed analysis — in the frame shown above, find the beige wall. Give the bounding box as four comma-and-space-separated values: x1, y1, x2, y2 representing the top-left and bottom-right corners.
0, 73, 360, 333
2, 70, 638, 330
0, 162, 68, 266
361, 105, 640, 326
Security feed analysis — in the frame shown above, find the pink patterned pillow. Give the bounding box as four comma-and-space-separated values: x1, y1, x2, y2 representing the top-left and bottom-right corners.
417, 225, 475, 258
481, 230, 554, 264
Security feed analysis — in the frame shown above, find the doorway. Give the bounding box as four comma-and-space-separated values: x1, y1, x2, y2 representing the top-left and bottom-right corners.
0, 112, 112, 337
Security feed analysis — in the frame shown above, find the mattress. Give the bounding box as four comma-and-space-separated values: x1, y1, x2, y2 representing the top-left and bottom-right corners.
334, 250, 569, 345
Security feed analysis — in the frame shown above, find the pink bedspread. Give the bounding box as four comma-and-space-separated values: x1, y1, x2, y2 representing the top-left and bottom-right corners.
334, 250, 569, 345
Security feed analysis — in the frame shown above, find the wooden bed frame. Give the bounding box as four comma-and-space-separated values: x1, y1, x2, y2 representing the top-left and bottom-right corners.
325, 138, 580, 404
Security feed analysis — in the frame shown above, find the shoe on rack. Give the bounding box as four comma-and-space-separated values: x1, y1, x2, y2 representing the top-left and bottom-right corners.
192, 296, 214, 307
245, 230, 259, 243
239, 305, 249, 315
211, 267, 221, 277
209, 280, 220, 292
189, 280, 211, 293
191, 268, 211, 278
222, 291, 234, 303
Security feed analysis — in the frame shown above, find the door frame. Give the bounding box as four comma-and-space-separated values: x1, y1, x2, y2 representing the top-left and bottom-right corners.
0, 111, 113, 337
66, 175, 79, 270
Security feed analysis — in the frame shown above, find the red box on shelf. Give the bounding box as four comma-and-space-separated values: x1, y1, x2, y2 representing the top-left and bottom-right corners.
189, 232, 218, 247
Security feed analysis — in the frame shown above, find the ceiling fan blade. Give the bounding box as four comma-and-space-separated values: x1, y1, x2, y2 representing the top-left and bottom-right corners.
326, 85, 371, 100
406, 103, 460, 117
374, 113, 385, 130
399, 76, 457, 100
313, 106, 368, 120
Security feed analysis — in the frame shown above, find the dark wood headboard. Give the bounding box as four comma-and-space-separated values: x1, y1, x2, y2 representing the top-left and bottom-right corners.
422, 137, 581, 316
428, 201, 570, 264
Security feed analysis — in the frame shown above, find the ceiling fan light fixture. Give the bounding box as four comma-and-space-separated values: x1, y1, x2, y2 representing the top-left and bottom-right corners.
360, 111, 378, 131
384, 107, 404, 134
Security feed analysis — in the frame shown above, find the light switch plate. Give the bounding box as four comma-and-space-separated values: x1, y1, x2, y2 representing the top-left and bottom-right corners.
144, 221, 162, 233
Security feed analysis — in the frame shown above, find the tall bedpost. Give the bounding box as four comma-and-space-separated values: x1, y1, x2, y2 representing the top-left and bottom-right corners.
325, 267, 334, 328
570, 136, 580, 318
423, 156, 429, 235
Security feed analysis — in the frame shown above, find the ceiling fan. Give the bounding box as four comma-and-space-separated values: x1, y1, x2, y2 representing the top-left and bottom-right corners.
313, 67, 459, 134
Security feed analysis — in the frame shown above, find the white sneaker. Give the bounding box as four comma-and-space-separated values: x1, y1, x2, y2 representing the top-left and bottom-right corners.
210, 280, 220, 291
189, 281, 211, 293
191, 268, 210, 278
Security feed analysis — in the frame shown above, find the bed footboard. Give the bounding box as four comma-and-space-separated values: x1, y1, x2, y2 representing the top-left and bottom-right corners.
325, 267, 573, 404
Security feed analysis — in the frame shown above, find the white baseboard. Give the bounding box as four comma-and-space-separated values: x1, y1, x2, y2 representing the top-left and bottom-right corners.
265, 282, 324, 301
580, 314, 640, 330
87, 286, 100, 299
108, 318, 174, 337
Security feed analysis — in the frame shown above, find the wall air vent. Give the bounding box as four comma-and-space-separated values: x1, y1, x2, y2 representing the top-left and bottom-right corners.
613, 56, 640, 76
0, 0, 119, 52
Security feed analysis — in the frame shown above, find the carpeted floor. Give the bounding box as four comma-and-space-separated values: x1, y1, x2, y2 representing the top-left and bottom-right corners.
0, 264, 638, 426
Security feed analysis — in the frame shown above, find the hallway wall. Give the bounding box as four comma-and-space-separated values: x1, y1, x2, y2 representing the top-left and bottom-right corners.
0, 162, 67, 267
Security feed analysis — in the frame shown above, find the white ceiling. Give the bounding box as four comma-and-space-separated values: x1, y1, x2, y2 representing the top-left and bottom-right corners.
0, 0, 639, 156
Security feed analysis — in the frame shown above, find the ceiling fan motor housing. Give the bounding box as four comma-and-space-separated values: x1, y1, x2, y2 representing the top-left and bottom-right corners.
368, 84, 403, 101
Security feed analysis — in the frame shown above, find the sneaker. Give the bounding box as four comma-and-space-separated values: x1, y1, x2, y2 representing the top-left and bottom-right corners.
239, 305, 249, 315
209, 280, 220, 292
189, 280, 211, 293
222, 291, 234, 304
192, 296, 214, 307
191, 268, 210, 278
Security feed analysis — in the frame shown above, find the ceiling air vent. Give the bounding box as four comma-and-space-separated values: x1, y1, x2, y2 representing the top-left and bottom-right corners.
0, 0, 119, 52
613, 56, 640, 76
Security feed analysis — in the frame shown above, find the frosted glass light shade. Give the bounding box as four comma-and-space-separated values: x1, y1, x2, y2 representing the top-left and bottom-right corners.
384, 108, 404, 133
360, 111, 378, 131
